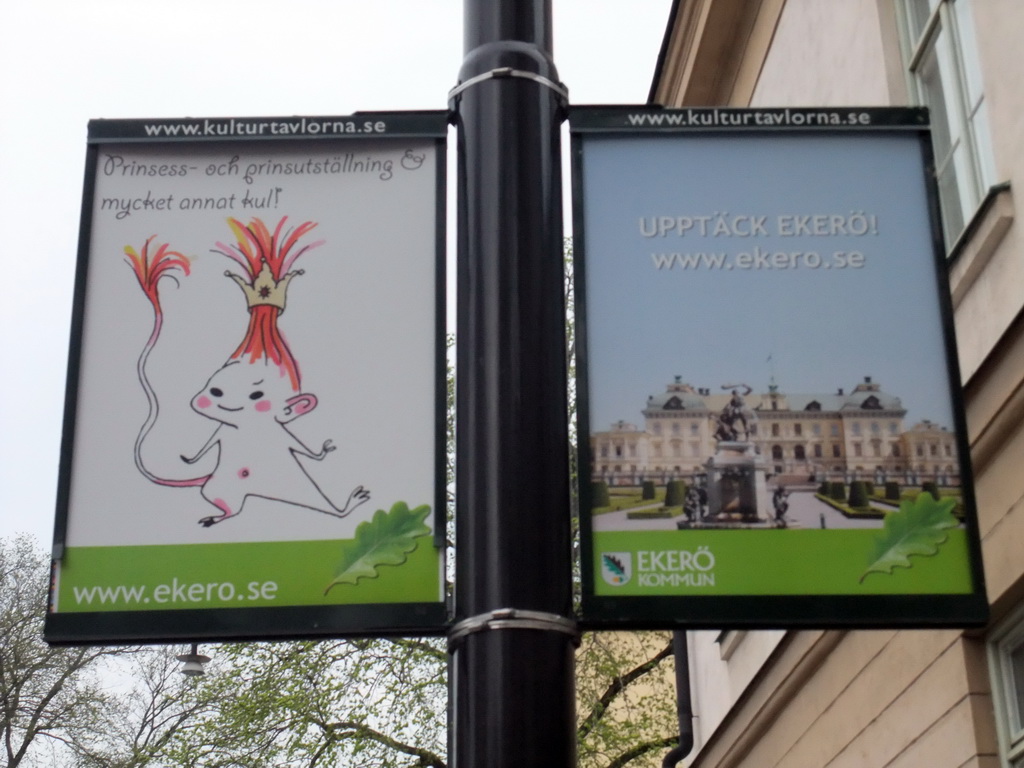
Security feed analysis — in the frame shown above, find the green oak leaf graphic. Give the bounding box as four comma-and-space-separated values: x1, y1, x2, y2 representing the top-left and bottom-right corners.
324, 502, 431, 594
859, 492, 959, 583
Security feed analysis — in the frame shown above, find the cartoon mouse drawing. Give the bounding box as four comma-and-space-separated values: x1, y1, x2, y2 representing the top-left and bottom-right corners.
127, 217, 370, 527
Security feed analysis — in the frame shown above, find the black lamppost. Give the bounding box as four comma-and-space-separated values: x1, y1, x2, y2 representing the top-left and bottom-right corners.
450, 1, 576, 766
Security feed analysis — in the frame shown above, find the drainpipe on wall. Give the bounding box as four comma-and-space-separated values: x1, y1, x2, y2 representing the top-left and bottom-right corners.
663, 630, 695, 768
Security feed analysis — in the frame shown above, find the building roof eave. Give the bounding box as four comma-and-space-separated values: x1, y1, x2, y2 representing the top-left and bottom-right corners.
648, 0, 686, 104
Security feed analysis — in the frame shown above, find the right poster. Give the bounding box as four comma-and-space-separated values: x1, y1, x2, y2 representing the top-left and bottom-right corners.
571, 107, 987, 628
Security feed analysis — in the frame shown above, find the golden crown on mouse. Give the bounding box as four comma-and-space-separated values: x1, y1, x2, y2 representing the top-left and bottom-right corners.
226, 261, 304, 313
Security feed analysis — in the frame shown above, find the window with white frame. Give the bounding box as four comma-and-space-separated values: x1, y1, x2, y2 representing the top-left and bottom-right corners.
896, 0, 996, 248
989, 607, 1024, 767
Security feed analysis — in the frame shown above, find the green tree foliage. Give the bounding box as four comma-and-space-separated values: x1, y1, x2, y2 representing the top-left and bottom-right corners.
829, 482, 847, 502
0, 535, 115, 768
446, 332, 455, 506
576, 633, 679, 768
69, 649, 219, 768
664, 480, 687, 508
641, 482, 656, 501
0, 536, 219, 768
565, 239, 578, 492
157, 631, 676, 768
848, 481, 869, 509
166, 638, 448, 768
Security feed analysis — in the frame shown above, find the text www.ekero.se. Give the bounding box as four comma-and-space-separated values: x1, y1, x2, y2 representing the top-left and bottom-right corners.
71, 578, 279, 607
649, 248, 865, 271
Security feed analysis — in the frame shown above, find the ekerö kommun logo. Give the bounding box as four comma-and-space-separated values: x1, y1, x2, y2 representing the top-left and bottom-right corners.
601, 552, 632, 587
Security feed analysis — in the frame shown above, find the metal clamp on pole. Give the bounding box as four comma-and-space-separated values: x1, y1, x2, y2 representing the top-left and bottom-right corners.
448, 608, 581, 651
448, 67, 569, 108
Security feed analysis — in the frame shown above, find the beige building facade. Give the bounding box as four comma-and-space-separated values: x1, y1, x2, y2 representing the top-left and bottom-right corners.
647, 1, 1024, 766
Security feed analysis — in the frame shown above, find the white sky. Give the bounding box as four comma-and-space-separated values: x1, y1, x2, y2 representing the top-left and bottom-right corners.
0, 0, 673, 546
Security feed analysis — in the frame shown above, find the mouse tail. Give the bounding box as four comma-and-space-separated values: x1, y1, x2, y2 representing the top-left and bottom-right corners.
126, 238, 207, 488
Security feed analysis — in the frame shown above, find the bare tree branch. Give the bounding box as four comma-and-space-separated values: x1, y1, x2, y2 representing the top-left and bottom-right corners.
605, 735, 679, 768
577, 640, 674, 741
325, 720, 446, 768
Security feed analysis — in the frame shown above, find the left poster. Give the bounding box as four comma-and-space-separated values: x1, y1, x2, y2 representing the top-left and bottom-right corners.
46, 114, 448, 643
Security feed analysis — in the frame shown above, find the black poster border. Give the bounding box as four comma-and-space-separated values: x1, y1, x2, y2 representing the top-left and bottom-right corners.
47, 113, 450, 644
45, 603, 448, 646
570, 105, 988, 630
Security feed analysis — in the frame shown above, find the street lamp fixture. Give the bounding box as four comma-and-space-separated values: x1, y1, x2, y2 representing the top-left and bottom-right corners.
176, 643, 210, 677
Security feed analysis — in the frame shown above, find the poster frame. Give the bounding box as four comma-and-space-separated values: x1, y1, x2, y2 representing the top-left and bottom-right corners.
46, 112, 450, 644
570, 105, 988, 630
